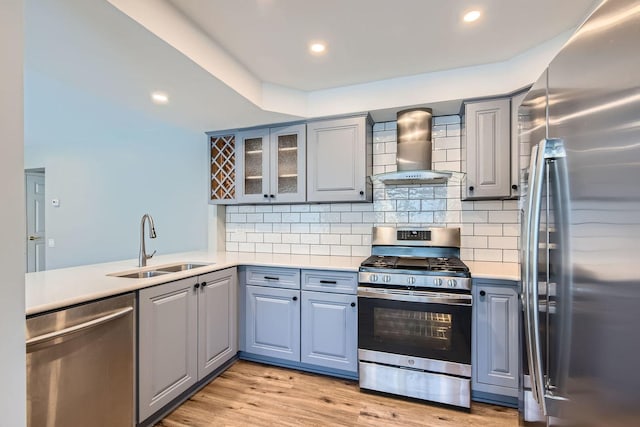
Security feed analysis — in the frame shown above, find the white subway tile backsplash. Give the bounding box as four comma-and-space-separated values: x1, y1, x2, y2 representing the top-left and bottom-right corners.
396, 200, 421, 211
474, 249, 503, 262
503, 250, 519, 263
281, 212, 300, 223
238, 242, 256, 252
488, 236, 518, 250
255, 243, 273, 253
320, 234, 341, 245
273, 243, 291, 254
291, 244, 310, 255
331, 245, 351, 256
489, 210, 519, 223
300, 234, 320, 244
300, 212, 320, 223
291, 223, 310, 233
474, 224, 503, 236
282, 234, 300, 244
310, 245, 330, 255
246, 213, 263, 222
263, 213, 282, 223
263, 233, 282, 243
225, 115, 521, 263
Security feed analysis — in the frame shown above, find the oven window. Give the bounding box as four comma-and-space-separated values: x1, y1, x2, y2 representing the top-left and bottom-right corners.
373, 308, 453, 351
359, 296, 471, 365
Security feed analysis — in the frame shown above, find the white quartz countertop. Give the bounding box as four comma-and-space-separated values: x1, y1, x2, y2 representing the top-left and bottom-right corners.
25, 251, 366, 316
26, 251, 520, 316
466, 261, 520, 281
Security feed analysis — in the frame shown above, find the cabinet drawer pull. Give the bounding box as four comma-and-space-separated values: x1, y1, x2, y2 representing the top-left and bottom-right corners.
319, 280, 337, 285
194, 283, 200, 290
264, 276, 280, 281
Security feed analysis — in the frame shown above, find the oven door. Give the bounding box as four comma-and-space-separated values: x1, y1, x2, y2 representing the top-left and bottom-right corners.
358, 286, 472, 375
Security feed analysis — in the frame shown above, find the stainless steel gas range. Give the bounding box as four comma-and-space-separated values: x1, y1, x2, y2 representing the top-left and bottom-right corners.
357, 226, 472, 409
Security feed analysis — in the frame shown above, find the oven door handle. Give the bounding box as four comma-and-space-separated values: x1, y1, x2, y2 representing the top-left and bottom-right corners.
357, 287, 472, 306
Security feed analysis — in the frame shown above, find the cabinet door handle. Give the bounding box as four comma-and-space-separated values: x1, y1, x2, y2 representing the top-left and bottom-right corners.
479, 290, 486, 297
292, 296, 298, 301
359, 190, 364, 196
264, 276, 279, 281
512, 184, 518, 190
319, 280, 337, 285
194, 283, 200, 290
350, 302, 356, 307
469, 186, 475, 192
269, 194, 275, 198
263, 194, 269, 198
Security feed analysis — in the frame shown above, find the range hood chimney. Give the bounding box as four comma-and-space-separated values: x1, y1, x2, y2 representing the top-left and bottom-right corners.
374, 108, 452, 185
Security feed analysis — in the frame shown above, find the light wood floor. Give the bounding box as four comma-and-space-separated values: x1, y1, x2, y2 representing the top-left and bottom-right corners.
156, 360, 518, 427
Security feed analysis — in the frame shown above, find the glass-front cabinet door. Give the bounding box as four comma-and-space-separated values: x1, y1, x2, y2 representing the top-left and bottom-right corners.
237, 129, 270, 204
270, 124, 306, 203
237, 124, 306, 204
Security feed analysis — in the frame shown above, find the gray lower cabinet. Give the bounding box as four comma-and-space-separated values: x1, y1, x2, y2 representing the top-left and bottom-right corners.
472, 280, 519, 398
301, 290, 357, 372
241, 266, 358, 376
138, 268, 237, 422
245, 284, 300, 361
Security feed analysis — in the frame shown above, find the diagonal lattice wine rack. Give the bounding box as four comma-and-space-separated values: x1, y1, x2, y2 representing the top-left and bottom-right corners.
210, 134, 235, 202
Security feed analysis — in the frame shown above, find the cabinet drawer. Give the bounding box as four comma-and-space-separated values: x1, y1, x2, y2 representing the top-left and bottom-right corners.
243, 266, 300, 289
301, 269, 358, 294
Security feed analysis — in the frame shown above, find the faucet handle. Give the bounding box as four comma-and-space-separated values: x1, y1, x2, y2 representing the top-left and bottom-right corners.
148, 250, 156, 259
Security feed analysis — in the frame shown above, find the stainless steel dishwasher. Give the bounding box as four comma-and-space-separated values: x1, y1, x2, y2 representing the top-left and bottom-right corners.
27, 293, 136, 426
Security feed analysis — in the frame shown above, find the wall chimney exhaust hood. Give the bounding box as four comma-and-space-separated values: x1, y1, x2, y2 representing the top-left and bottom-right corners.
372, 108, 453, 185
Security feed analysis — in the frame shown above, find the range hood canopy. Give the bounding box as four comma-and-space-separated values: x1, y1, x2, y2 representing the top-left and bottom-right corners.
372, 108, 457, 185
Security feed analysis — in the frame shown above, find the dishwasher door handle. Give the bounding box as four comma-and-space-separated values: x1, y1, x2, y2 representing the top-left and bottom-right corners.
26, 306, 134, 350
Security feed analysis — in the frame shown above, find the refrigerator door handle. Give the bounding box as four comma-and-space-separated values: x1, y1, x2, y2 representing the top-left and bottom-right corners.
522, 142, 541, 407
528, 138, 567, 416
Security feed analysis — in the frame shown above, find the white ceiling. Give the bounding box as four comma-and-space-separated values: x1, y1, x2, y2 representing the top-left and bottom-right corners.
165, 0, 598, 91
25, 0, 600, 136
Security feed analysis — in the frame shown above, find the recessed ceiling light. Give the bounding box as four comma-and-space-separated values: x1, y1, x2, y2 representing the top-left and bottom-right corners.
463, 10, 481, 23
151, 92, 169, 104
309, 42, 326, 54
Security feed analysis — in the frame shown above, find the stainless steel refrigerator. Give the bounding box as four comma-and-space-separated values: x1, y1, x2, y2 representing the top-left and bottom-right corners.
519, 0, 640, 425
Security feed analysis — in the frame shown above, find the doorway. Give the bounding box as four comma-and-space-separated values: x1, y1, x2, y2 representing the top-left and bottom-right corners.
25, 169, 45, 272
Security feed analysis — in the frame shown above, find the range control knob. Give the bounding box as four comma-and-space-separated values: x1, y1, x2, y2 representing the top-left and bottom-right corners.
370, 274, 378, 283
407, 276, 416, 285
433, 278, 443, 287
382, 275, 391, 283
448, 279, 457, 288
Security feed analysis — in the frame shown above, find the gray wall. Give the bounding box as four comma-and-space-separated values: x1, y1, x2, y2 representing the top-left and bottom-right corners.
0, 0, 26, 425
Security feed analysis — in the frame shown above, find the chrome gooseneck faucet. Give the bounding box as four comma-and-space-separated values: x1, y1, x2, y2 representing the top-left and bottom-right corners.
139, 213, 157, 267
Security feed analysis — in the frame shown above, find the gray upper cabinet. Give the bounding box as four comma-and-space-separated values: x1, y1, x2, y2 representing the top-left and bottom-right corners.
301, 290, 358, 373
464, 98, 511, 200
236, 124, 306, 204
197, 269, 238, 379
138, 267, 237, 423
306, 115, 372, 203
472, 280, 519, 398
245, 284, 300, 361
138, 277, 198, 422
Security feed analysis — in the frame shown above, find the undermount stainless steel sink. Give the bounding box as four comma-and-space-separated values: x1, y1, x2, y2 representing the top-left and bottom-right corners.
114, 270, 169, 279
109, 262, 212, 279
155, 263, 210, 273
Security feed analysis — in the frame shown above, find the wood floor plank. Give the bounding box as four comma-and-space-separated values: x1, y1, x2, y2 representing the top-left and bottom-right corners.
156, 360, 518, 427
